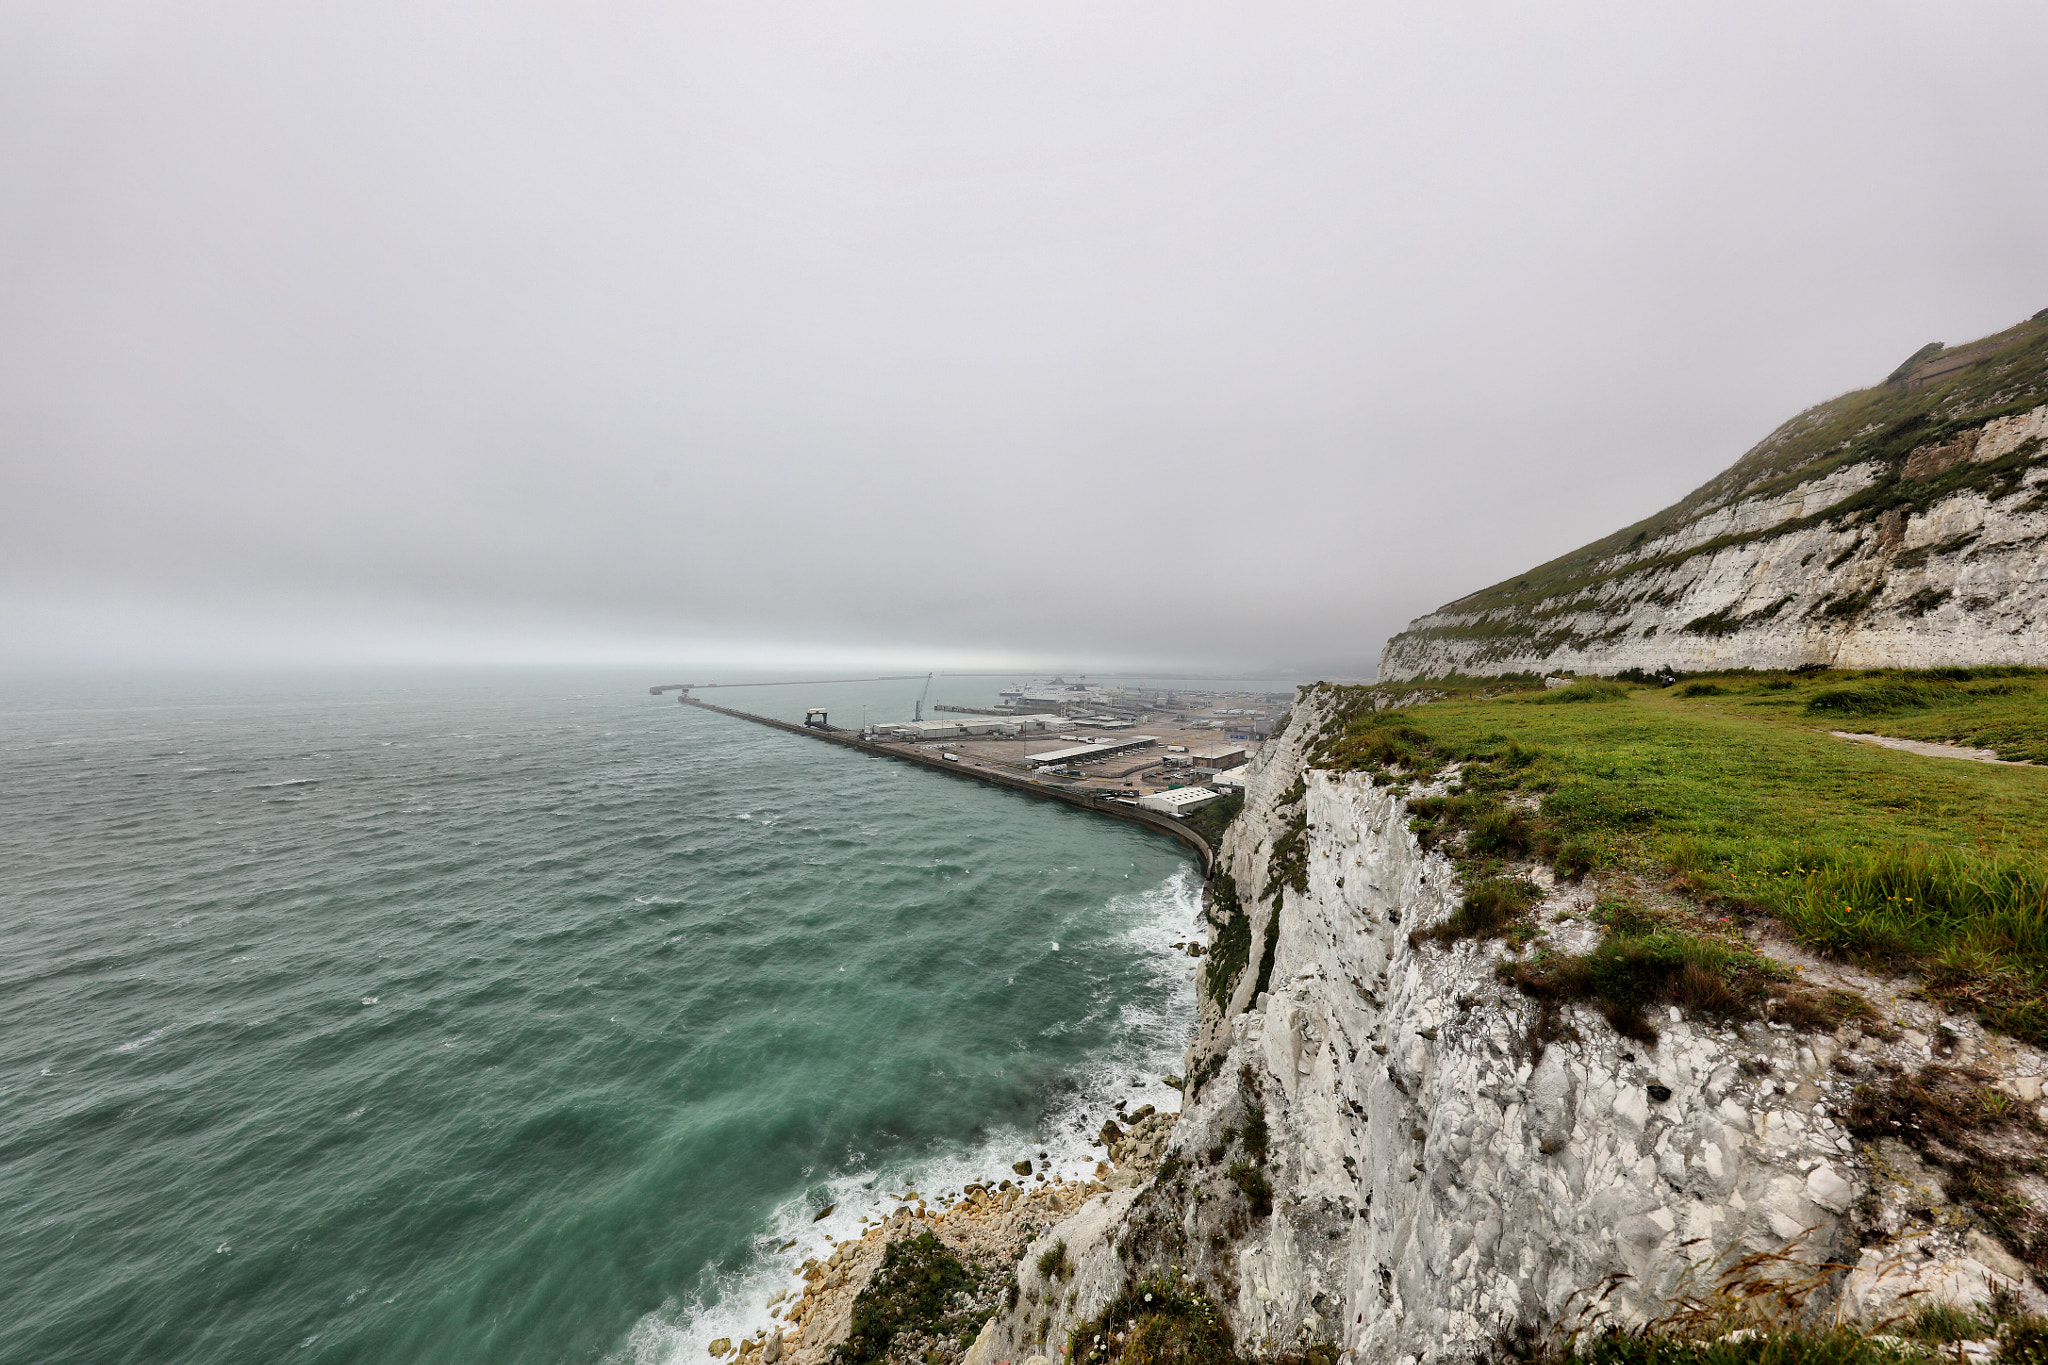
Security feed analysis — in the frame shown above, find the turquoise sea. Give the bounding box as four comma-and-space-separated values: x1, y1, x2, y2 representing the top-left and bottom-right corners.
0, 669, 1228, 1365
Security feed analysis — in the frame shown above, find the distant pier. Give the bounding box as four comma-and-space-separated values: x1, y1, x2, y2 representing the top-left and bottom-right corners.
675, 697, 1215, 875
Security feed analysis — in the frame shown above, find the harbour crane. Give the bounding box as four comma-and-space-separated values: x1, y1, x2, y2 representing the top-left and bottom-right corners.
913, 671, 934, 722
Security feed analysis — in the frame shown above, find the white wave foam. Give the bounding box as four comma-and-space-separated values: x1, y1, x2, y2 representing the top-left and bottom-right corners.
608, 867, 1204, 1365
114, 1029, 164, 1053
252, 778, 320, 788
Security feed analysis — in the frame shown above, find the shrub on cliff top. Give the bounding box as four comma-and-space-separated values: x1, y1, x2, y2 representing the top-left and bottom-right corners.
1534, 680, 1631, 704
1805, 681, 1940, 715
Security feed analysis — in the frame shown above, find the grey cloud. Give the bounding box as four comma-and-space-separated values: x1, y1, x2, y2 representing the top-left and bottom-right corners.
3, 2, 2045, 673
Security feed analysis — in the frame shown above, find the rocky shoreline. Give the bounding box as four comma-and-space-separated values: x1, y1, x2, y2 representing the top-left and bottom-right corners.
708, 1113, 1183, 1365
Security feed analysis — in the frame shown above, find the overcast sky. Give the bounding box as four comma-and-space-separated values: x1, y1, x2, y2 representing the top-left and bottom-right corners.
3, 2, 2044, 676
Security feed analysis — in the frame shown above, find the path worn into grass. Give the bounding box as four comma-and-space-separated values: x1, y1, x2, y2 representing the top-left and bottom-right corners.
1827, 731, 2038, 766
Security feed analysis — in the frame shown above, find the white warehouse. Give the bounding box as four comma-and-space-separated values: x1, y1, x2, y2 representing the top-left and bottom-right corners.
1138, 787, 1220, 817
1027, 736, 1159, 769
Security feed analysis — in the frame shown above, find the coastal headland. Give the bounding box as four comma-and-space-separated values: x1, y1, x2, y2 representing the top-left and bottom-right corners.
684, 314, 2048, 1365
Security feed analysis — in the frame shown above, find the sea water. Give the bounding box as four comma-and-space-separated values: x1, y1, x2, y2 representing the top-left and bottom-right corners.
0, 669, 1206, 1365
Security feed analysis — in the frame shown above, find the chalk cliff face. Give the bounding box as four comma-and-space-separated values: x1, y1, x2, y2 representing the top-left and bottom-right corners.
967, 689, 2046, 1365
1380, 316, 2048, 681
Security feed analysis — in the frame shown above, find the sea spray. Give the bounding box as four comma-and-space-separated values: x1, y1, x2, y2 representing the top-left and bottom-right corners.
615, 868, 1204, 1365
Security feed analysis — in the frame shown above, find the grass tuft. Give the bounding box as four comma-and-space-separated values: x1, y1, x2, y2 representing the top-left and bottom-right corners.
1806, 683, 1941, 716
1066, 1273, 1240, 1365
1412, 878, 1542, 949
1223, 1160, 1272, 1217
1536, 680, 1633, 705
1845, 1063, 2048, 1272
835, 1231, 990, 1365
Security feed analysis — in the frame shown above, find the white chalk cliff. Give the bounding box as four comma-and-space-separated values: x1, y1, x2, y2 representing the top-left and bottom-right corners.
1380, 316, 2048, 680
968, 689, 2046, 1365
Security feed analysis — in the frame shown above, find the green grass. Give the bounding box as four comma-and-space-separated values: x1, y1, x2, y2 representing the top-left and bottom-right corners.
1536, 680, 1633, 704
1066, 1274, 1241, 1365
1181, 791, 1245, 849
1201, 873, 1251, 1011
1799, 669, 2048, 763
835, 1231, 993, 1364
1309, 670, 2048, 1044
1411, 877, 1543, 949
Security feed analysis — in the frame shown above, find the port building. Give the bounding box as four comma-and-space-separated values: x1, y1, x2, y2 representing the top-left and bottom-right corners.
875, 714, 1063, 740
1026, 736, 1159, 768
1139, 787, 1220, 816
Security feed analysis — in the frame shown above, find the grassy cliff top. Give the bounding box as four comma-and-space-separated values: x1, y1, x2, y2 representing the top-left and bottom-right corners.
1303, 666, 2048, 1044
1427, 314, 2048, 622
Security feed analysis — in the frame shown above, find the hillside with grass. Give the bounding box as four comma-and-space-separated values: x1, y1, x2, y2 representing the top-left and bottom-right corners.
1380, 311, 2048, 680
1307, 667, 2048, 1044
966, 671, 2048, 1365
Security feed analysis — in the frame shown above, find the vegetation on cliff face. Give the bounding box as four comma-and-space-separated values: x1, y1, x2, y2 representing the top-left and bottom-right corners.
1303, 671, 2048, 1044
1202, 873, 1251, 1012
1847, 1062, 2048, 1275
1065, 1273, 1242, 1365
1501, 1233, 2048, 1365
1180, 792, 1244, 850
836, 1232, 1011, 1365
1385, 315, 2048, 661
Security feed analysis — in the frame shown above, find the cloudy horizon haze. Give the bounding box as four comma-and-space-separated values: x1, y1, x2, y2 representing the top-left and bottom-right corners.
5, 2, 2046, 678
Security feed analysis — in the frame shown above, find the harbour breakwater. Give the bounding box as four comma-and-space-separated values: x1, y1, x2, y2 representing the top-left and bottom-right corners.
678, 697, 1213, 874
